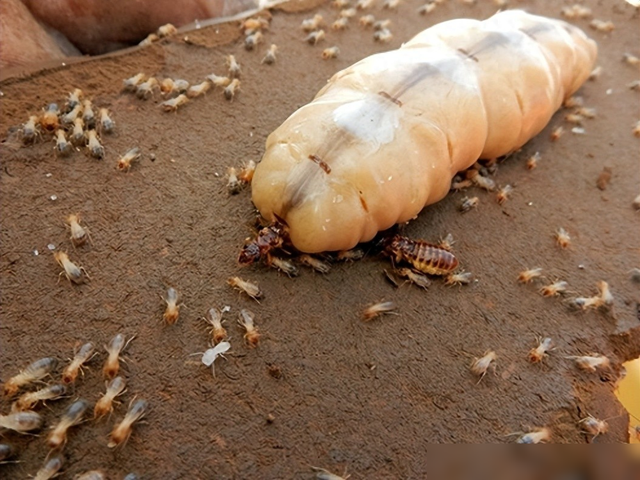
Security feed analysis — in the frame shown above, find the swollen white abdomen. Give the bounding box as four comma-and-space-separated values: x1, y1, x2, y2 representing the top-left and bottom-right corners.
251, 10, 597, 253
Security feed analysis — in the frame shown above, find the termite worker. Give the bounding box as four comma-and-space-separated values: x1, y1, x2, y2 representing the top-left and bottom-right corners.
201, 341, 231, 376
76, 470, 108, 480
444, 271, 473, 286
567, 354, 610, 372
516, 427, 551, 444
71, 118, 85, 145
418, 3, 436, 15
359, 14, 375, 27
62, 342, 95, 383
357, 0, 374, 8
589, 19, 614, 33
108, 398, 148, 448
332, 18, 349, 31
66, 213, 90, 246
22, 115, 39, 144
3, 357, 58, 396
470, 350, 496, 382
33, 454, 63, 480
496, 185, 513, 204
529, 337, 553, 363
383, 0, 400, 9
526, 151, 540, 169
340, 7, 357, 17
206, 74, 231, 89
162, 287, 181, 324
123, 73, 146, 90
245, 31, 264, 51
266, 255, 299, 277
203, 308, 227, 344
136, 78, 159, 100
161, 94, 189, 112
305, 30, 326, 45
224, 79, 241, 101
373, 19, 391, 30
82, 100, 95, 129
373, 28, 393, 42
99, 108, 115, 134
117, 147, 142, 172
228, 167, 241, 194
262, 44, 278, 65
555, 227, 571, 248
47, 399, 89, 449
87, 130, 104, 159
395, 267, 431, 289
550, 126, 564, 141
238, 309, 261, 347
103, 333, 134, 379
161, 78, 190, 94
0, 411, 43, 432
13, 384, 66, 411
239, 160, 257, 184
66, 88, 83, 110
61, 104, 82, 126
323, 46, 340, 59
139, 33, 159, 46
187, 81, 211, 99
579, 415, 608, 439
459, 196, 479, 212
332, 0, 349, 8
227, 55, 241, 78
299, 254, 331, 274
228, 276, 263, 301
94, 376, 126, 419
518, 267, 543, 283
361, 300, 398, 321
54, 130, 72, 157
157, 23, 177, 37
301, 14, 323, 31
539, 280, 568, 297
561, 5, 592, 19
53, 251, 87, 284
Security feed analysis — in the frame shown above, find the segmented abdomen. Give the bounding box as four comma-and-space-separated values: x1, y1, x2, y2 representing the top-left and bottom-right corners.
399, 241, 458, 276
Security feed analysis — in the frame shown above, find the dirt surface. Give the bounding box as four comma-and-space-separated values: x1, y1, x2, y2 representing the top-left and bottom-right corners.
1, 0, 640, 477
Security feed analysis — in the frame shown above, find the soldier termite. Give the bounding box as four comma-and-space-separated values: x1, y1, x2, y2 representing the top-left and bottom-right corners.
13, 384, 66, 411
470, 350, 496, 383
305, 30, 326, 45
62, 342, 95, 384
496, 185, 513, 205
239, 160, 256, 184
161, 94, 189, 112
54, 251, 87, 284
445, 271, 473, 286
361, 301, 398, 321
87, 130, 104, 159
589, 19, 614, 33
566, 354, 611, 372
66, 88, 83, 110
322, 46, 340, 59
224, 79, 241, 101
459, 196, 479, 212
550, 125, 564, 141
71, 118, 85, 146
82, 100, 95, 129
265, 255, 299, 277
386, 234, 459, 275
418, 3, 437, 15
359, 14, 375, 27
41, 103, 60, 133
529, 337, 553, 363
61, 105, 82, 126
117, 147, 141, 172
227, 55, 241, 78
201, 341, 231, 376
238, 309, 261, 347
332, 18, 349, 31
47, 399, 89, 449
395, 268, 431, 289
245, 31, 263, 50
526, 151, 540, 170
54, 130, 72, 157
123, 73, 146, 90
103, 333, 134, 379
187, 81, 211, 98
228, 276, 263, 301
162, 287, 181, 325
228, 167, 241, 194
373, 28, 393, 42
299, 254, 331, 274
22, 115, 39, 144
160, 78, 190, 95
203, 308, 227, 344
516, 427, 551, 444
34, 454, 64, 479
555, 227, 571, 248
301, 14, 323, 31
94, 376, 126, 419
262, 44, 278, 65
0, 411, 43, 432
3, 357, 58, 396
99, 108, 115, 134
66, 214, 90, 247
539, 280, 568, 297
518, 268, 543, 283
108, 398, 148, 448
579, 415, 608, 439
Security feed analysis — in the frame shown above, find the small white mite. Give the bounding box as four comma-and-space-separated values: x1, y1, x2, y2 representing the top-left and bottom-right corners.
470, 350, 496, 382
201, 341, 231, 376
516, 427, 551, 444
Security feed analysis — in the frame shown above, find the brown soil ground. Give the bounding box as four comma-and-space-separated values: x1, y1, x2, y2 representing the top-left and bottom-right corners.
1, 0, 640, 477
